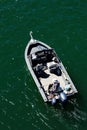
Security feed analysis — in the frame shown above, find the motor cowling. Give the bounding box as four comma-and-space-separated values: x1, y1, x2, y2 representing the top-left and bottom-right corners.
51, 97, 57, 105
59, 92, 67, 104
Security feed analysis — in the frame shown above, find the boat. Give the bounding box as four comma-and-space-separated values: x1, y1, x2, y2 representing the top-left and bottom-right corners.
25, 31, 78, 105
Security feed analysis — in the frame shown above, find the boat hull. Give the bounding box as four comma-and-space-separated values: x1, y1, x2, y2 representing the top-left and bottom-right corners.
25, 36, 78, 104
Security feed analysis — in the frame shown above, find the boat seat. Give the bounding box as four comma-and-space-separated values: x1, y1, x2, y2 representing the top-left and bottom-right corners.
32, 53, 37, 60
35, 64, 43, 72
34, 64, 45, 77
47, 61, 58, 69
31, 53, 41, 66
47, 61, 61, 76
47, 61, 58, 72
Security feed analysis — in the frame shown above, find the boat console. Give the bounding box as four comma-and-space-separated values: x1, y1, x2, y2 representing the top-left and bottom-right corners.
31, 49, 55, 66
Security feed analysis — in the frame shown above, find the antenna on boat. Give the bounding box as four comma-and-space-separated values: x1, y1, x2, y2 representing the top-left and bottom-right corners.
30, 31, 33, 39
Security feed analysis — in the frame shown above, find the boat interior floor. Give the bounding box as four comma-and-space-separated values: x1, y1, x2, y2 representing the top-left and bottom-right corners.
39, 67, 74, 96
39, 68, 65, 92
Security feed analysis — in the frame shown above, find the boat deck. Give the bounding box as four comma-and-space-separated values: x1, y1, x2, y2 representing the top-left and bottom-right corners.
39, 68, 75, 95
39, 69, 66, 91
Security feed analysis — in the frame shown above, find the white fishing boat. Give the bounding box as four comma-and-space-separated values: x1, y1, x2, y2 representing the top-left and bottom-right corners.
25, 32, 78, 105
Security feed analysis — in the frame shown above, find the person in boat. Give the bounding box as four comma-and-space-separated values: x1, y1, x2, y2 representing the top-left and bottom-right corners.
48, 79, 67, 105
48, 79, 61, 104
48, 79, 62, 94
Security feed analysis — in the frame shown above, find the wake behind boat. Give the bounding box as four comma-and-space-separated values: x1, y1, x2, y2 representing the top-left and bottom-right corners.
25, 32, 78, 105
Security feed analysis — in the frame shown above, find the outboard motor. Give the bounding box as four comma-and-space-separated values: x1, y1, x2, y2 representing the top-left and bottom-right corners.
59, 92, 67, 104
51, 97, 57, 105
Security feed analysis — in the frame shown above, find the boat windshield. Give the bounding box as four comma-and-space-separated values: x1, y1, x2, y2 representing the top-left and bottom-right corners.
31, 49, 55, 66
28, 43, 48, 55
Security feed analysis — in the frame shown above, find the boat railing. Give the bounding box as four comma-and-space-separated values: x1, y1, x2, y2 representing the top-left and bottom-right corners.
30, 31, 33, 39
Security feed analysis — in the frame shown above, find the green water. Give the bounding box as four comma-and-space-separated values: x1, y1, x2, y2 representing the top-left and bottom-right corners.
0, 0, 87, 130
